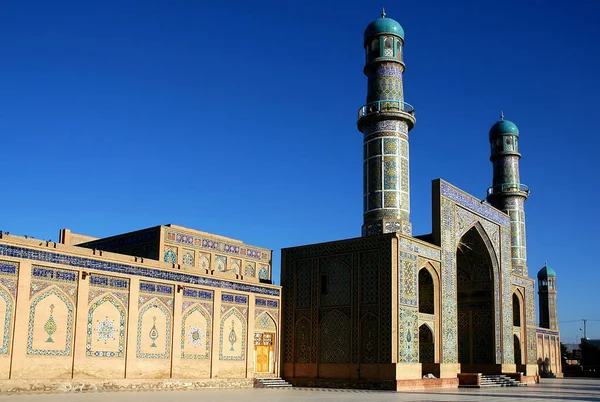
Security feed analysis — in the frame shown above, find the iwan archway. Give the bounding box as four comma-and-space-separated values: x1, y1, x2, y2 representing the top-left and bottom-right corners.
456, 224, 498, 373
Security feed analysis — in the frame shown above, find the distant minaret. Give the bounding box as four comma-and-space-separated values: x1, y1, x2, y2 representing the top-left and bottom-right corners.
537, 264, 558, 330
486, 114, 530, 275
358, 9, 416, 237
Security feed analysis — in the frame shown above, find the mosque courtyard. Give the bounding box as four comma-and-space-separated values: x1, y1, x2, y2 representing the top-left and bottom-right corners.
0, 378, 597, 402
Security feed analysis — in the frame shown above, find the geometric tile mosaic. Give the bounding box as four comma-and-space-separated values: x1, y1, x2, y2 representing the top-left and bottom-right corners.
181, 303, 211, 360
398, 251, 417, 306
86, 294, 126, 358
398, 306, 418, 363
440, 180, 510, 227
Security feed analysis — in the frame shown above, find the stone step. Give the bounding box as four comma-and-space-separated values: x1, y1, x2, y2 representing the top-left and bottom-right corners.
460, 374, 526, 388
254, 378, 293, 388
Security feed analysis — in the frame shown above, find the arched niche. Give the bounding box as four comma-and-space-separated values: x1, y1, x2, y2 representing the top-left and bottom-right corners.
219, 307, 246, 361
87, 293, 127, 358
456, 224, 497, 367
419, 324, 434, 363
27, 286, 75, 356
136, 298, 172, 359
181, 304, 211, 359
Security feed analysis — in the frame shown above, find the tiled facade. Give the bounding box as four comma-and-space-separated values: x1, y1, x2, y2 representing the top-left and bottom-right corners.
279, 12, 558, 391
0, 224, 281, 388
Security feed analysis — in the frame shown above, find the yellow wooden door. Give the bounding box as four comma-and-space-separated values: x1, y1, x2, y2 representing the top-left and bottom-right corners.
254, 332, 274, 373
256, 345, 269, 372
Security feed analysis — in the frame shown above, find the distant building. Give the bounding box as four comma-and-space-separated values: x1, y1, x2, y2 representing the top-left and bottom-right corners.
281, 11, 561, 390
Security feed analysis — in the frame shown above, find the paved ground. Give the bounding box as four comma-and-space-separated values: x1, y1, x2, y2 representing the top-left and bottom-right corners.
1, 378, 599, 402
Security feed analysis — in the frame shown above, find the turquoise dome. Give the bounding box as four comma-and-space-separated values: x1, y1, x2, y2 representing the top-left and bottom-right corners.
489, 119, 519, 140
537, 265, 556, 278
364, 15, 404, 41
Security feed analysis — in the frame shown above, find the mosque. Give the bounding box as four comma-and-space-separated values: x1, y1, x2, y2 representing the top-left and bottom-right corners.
280, 10, 562, 389
0, 11, 560, 393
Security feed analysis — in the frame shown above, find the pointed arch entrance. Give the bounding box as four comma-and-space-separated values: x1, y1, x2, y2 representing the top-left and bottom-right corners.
457, 225, 496, 372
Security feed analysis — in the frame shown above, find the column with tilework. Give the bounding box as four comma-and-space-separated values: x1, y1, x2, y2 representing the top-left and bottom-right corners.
358, 9, 416, 237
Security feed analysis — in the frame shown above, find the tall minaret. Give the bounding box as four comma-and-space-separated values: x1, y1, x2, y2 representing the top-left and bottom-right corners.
537, 264, 558, 330
486, 114, 529, 275
358, 9, 416, 237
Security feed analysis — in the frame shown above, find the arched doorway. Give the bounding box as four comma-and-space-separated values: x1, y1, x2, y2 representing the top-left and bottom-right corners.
512, 291, 525, 366
513, 294, 521, 327
457, 226, 495, 372
254, 312, 277, 373
419, 324, 434, 363
418, 266, 438, 375
418, 269, 434, 315
514, 334, 522, 365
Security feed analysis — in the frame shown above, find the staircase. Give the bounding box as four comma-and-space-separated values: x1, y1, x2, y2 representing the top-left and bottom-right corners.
479, 374, 524, 387
254, 378, 293, 388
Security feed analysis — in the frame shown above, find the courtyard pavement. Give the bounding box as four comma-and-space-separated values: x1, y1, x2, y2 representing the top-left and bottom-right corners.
1, 378, 598, 402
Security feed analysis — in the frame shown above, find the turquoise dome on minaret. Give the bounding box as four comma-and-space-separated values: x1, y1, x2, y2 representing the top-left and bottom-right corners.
364, 8, 404, 41
489, 113, 519, 139
538, 264, 556, 278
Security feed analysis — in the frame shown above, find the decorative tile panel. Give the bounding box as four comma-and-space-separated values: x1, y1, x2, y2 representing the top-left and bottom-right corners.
221, 293, 247, 305
165, 230, 270, 262
86, 294, 126, 358
182, 249, 194, 267
398, 238, 440, 260
440, 180, 510, 227
501, 228, 515, 364
27, 279, 77, 356
219, 307, 246, 361
398, 251, 417, 306
398, 306, 419, 362
181, 302, 212, 360
0, 244, 279, 297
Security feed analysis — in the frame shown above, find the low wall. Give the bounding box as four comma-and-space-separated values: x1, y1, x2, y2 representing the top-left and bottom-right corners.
0, 378, 253, 394
396, 378, 459, 390
457, 373, 480, 386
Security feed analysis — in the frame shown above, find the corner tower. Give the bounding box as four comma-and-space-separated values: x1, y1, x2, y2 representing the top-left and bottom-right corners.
486, 114, 529, 275
358, 9, 416, 237
537, 264, 558, 330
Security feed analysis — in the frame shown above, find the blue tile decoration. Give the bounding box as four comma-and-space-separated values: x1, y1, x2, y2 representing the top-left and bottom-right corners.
535, 328, 559, 336
398, 238, 440, 260
33, 266, 77, 282
398, 250, 417, 306
0, 244, 279, 297
182, 288, 213, 300
258, 266, 269, 280
222, 293, 247, 305
136, 300, 171, 359
398, 306, 419, 363
0, 289, 12, 355
0, 262, 17, 275
27, 287, 74, 356
89, 274, 129, 290
165, 230, 270, 262
0, 260, 18, 299
219, 307, 246, 361
181, 304, 211, 359
86, 295, 126, 358
440, 180, 510, 227
511, 275, 533, 287
256, 298, 278, 308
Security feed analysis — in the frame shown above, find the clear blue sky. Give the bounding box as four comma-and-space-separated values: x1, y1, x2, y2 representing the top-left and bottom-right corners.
1, 1, 598, 340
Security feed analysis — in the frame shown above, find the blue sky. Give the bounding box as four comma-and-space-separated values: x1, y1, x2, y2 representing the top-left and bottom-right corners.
1, 1, 598, 340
